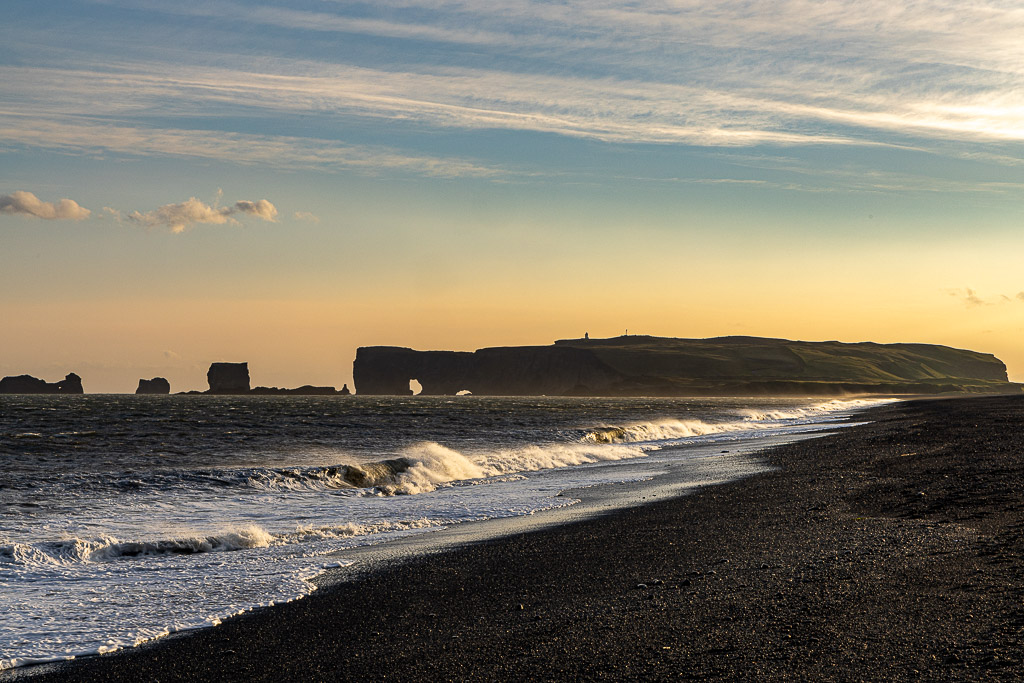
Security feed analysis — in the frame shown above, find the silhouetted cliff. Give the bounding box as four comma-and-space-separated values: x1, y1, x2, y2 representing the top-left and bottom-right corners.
136, 377, 171, 394
353, 336, 1019, 396
0, 373, 83, 394
207, 363, 251, 394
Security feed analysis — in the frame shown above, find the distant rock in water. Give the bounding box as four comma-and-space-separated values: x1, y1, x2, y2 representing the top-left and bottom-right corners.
0, 373, 84, 394
61, 373, 84, 393
250, 385, 340, 396
340, 383, 351, 395
136, 377, 171, 395
203, 362, 347, 395
353, 336, 1020, 397
207, 363, 251, 394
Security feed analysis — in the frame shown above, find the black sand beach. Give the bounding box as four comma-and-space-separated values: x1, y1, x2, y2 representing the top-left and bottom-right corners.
12, 395, 1024, 681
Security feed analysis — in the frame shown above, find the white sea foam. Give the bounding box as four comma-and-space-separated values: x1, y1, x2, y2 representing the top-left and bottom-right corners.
737, 398, 896, 422
584, 398, 894, 444
0, 520, 452, 572
474, 442, 649, 475
290, 518, 441, 542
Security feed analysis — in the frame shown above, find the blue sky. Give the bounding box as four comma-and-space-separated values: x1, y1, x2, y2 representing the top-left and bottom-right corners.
3, 0, 1024, 391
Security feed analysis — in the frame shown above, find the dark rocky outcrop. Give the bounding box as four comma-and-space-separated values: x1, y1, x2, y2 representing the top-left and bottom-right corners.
202, 362, 350, 395
352, 346, 620, 395
0, 373, 83, 394
340, 384, 351, 396
250, 385, 342, 395
353, 336, 1020, 397
136, 377, 171, 395
206, 363, 251, 394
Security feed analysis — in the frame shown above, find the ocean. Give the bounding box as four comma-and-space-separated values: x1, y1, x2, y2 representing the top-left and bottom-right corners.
0, 395, 889, 670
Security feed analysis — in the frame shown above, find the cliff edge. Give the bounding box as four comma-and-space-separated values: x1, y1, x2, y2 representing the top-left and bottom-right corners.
353, 336, 1018, 396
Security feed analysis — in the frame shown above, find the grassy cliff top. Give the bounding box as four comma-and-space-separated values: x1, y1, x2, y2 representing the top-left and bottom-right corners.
550, 335, 1011, 390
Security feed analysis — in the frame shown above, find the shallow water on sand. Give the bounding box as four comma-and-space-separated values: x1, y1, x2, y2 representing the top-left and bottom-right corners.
0, 395, 890, 669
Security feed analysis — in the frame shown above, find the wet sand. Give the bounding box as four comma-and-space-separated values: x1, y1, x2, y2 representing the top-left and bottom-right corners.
12, 395, 1024, 681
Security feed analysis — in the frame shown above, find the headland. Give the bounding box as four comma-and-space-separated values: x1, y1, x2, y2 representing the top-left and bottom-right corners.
354, 335, 1019, 396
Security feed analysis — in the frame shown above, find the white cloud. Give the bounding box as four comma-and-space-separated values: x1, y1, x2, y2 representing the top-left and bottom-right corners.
232, 199, 278, 222
126, 196, 278, 233
0, 190, 91, 220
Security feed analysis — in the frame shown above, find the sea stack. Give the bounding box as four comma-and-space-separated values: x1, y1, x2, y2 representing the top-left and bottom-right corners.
59, 373, 84, 393
340, 383, 351, 395
206, 363, 251, 394
136, 377, 171, 394
0, 373, 84, 394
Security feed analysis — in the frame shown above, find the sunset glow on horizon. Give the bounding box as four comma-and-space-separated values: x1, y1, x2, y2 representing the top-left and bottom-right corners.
3, 1, 1024, 392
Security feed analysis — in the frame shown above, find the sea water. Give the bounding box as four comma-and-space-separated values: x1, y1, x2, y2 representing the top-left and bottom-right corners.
0, 395, 890, 669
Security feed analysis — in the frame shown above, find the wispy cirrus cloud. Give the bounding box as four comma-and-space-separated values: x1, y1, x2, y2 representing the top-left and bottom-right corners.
0, 190, 91, 220
2, 47, 1023, 163
5, 0, 1024, 182
0, 113, 506, 178
0, 62, 867, 148
90, 0, 1024, 78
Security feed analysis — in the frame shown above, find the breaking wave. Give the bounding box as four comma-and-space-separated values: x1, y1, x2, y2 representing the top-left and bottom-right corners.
582, 398, 894, 445
236, 439, 648, 496
0, 525, 276, 567
0, 519, 441, 569
584, 420, 748, 444
736, 398, 896, 422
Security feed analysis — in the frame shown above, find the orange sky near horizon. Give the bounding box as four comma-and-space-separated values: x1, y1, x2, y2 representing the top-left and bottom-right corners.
3, 281, 1021, 393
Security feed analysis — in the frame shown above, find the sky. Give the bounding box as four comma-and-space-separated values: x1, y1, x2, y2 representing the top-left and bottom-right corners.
3, 0, 1024, 393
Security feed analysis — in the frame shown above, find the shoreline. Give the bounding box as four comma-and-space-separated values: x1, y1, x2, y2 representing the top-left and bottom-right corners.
2, 414, 835, 675
10, 395, 1024, 680
309, 429, 827, 587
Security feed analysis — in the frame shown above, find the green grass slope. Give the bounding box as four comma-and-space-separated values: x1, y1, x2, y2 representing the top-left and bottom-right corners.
553, 336, 1017, 395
